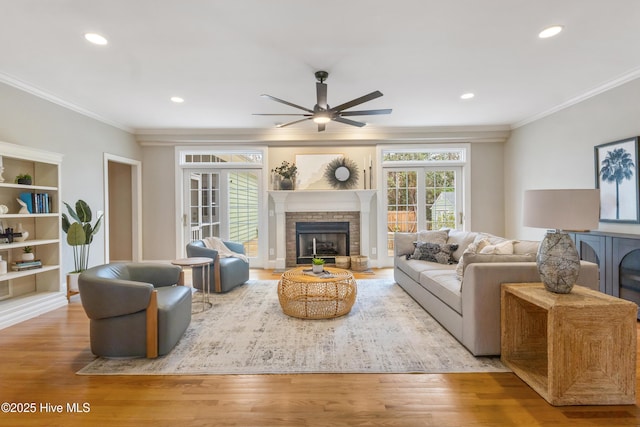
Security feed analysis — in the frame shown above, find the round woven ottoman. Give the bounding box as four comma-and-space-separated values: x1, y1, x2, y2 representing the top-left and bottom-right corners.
277, 267, 357, 319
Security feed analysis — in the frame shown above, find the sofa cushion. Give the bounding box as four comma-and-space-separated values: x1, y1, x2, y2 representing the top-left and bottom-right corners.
395, 256, 450, 283
460, 253, 537, 280
420, 270, 462, 314
409, 242, 458, 264
394, 232, 418, 257
446, 230, 478, 261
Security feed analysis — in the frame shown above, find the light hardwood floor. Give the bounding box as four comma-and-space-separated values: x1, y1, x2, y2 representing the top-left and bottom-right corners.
0, 268, 638, 426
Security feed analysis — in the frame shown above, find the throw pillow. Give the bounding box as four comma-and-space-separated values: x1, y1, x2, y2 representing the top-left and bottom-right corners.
479, 240, 514, 255
455, 238, 490, 279
416, 230, 449, 245
513, 240, 539, 255
409, 242, 459, 264
446, 229, 478, 262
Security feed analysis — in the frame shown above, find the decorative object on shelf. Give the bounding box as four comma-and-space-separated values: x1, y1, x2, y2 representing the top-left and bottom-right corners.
0, 205, 7, 214
61, 199, 104, 273
14, 173, 32, 185
13, 223, 28, 242
0, 227, 21, 243
595, 137, 639, 223
324, 157, 360, 190
272, 161, 297, 190
0, 156, 4, 183
0, 255, 6, 275
523, 189, 600, 293
311, 257, 325, 273
295, 153, 340, 190
16, 198, 29, 214
21, 246, 34, 261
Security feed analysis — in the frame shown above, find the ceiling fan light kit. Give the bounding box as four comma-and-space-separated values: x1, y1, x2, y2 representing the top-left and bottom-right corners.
255, 71, 392, 132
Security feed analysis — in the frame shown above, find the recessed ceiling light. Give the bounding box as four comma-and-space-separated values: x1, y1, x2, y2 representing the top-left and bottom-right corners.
460, 93, 475, 100
84, 33, 108, 45
538, 25, 563, 39
170, 97, 185, 103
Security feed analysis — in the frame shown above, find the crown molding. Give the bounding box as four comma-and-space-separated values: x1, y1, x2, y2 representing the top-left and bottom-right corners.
135, 125, 512, 146
512, 67, 640, 129
0, 72, 133, 133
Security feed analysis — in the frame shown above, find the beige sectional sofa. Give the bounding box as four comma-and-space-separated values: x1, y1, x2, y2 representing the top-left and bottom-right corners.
393, 229, 599, 356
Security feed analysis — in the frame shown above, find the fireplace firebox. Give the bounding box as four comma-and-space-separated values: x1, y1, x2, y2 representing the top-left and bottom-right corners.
295, 222, 350, 264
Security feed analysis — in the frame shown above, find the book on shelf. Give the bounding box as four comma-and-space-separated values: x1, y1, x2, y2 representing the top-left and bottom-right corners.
18, 192, 53, 214
11, 259, 43, 271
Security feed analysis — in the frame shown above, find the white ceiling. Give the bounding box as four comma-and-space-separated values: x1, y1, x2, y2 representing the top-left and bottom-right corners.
1, 0, 640, 134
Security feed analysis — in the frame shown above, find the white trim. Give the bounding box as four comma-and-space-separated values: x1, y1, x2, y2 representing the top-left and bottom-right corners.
512, 67, 640, 129
103, 153, 143, 263
376, 143, 471, 268
0, 72, 133, 133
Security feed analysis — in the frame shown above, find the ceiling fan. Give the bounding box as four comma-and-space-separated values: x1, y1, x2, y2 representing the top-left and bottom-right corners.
254, 71, 392, 132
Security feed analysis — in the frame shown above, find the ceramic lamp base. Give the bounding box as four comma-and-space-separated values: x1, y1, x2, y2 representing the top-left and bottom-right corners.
537, 230, 580, 293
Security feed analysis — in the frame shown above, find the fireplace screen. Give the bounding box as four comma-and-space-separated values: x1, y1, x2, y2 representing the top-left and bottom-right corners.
295, 222, 349, 264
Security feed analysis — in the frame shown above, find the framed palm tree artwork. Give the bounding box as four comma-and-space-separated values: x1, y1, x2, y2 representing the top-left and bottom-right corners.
595, 137, 639, 223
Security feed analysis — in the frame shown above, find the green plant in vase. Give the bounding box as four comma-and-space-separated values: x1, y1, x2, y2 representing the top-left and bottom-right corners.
61, 200, 103, 273
22, 245, 34, 261
311, 257, 325, 273
15, 173, 32, 185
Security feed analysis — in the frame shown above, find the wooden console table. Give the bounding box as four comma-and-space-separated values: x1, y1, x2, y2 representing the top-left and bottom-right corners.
501, 283, 637, 406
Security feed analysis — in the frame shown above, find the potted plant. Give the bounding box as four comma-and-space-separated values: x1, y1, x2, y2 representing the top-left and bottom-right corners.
15, 173, 32, 185
61, 200, 103, 291
272, 161, 297, 190
21, 246, 34, 261
311, 257, 325, 273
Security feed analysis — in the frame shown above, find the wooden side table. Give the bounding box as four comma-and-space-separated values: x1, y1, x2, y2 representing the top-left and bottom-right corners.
501, 283, 637, 406
172, 257, 213, 313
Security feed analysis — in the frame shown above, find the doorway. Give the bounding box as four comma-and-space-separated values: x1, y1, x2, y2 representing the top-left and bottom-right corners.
104, 154, 142, 263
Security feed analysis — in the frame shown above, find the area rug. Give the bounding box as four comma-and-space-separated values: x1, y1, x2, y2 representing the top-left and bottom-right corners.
77, 279, 507, 375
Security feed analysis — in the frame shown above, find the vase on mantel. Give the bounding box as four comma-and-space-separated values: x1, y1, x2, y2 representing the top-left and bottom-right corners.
280, 177, 293, 190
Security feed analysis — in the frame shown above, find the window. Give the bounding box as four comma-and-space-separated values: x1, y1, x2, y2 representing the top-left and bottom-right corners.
382, 147, 467, 257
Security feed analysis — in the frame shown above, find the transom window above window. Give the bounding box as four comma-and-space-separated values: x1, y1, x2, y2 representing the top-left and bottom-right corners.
180, 150, 263, 166
382, 148, 465, 163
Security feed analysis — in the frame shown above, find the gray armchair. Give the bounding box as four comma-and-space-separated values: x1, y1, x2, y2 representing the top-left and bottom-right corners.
186, 240, 249, 293
78, 263, 191, 358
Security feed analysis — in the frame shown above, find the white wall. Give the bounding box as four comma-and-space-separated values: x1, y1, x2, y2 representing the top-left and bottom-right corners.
0, 82, 140, 274
470, 141, 505, 236
505, 78, 640, 240
141, 145, 176, 260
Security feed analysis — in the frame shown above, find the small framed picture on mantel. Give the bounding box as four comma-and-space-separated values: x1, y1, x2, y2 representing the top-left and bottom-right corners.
595, 136, 640, 223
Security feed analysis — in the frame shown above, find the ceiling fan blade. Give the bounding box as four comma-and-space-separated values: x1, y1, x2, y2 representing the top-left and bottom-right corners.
253, 113, 312, 116
260, 94, 314, 113
318, 123, 326, 132
333, 116, 367, 128
339, 109, 392, 116
331, 90, 383, 112
316, 82, 328, 109
276, 117, 313, 128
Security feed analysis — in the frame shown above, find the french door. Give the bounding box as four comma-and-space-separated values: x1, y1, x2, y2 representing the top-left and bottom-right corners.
183, 169, 261, 262
384, 166, 462, 258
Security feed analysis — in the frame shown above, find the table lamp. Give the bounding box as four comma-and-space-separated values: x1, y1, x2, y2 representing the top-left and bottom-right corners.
523, 189, 600, 293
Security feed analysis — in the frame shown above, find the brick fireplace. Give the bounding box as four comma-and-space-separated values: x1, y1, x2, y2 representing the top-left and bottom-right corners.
286, 212, 360, 267
269, 189, 375, 270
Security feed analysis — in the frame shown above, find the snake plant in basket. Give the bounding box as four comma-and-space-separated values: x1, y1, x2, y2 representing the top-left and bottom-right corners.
61, 200, 103, 273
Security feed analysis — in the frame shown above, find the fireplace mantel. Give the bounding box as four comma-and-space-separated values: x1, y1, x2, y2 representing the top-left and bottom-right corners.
269, 190, 377, 270
268, 189, 376, 213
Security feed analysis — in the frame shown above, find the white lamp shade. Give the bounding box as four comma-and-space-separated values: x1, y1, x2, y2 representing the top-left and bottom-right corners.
523, 189, 600, 231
